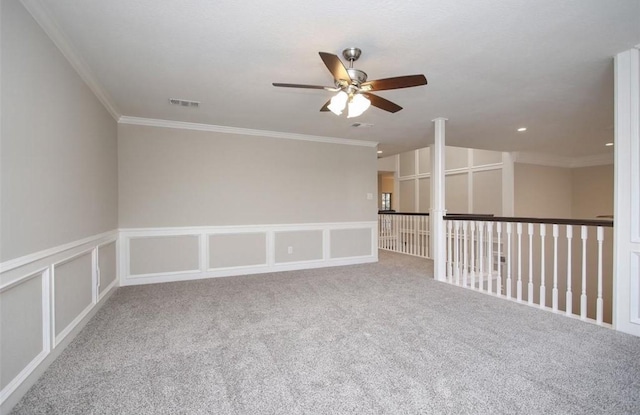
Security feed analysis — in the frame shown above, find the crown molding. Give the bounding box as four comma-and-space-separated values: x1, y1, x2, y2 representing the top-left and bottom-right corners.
20, 0, 121, 120
512, 151, 613, 168
118, 116, 379, 148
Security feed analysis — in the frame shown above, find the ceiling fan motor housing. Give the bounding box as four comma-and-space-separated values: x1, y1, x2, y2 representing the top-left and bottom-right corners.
347, 68, 367, 85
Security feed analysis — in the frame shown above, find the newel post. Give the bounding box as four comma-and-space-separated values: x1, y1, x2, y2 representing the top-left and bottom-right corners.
430, 117, 448, 281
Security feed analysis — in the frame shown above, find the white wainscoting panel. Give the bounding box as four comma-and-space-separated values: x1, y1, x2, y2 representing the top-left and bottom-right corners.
120, 222, 378, 286
0, 232, 117, 411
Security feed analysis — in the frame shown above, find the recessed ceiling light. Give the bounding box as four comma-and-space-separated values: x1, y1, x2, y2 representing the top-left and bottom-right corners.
377, 150, 383, 154
605, 142, 614, 146
517, 127, 527, 132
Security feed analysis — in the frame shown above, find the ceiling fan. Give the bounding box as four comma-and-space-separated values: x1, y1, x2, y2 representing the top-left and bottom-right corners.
273, 48, 428, 118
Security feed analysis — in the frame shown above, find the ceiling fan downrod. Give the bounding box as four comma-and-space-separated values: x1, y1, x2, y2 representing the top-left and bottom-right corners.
342, 48, 367, 86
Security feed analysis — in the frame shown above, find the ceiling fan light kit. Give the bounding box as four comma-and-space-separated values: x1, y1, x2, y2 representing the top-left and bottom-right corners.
273, 48, 427, 118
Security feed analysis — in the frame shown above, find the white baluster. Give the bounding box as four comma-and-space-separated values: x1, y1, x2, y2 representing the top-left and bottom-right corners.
420, 216, 424, 256
386, 215, 391, 250
447, 220, 453, 283
413, 216, 418, 256
424, 216, 428, 257
566, 225, 573, 316
404, 216, 409, 254
517, 222, 523, 302
580, 226, 588, 320
454, 221, 460, 285
427, 216, 431, 258
496, 222, 502, 296
528, 223, 534, 304
539, 224, 546, 309
596, 227, 604, 324
478, 221, 484, 292
393, 215, 398, 251
552, 224, 559, 312
418, 216, 422, 257
506, 223, 512, 299
470, 221, 476, 289
463, 221, 468, 288
487, 222, 494, 294
382, 215, 387, 249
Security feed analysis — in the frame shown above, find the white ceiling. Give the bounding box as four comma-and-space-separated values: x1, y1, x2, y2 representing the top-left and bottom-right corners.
25, 0, 640, 157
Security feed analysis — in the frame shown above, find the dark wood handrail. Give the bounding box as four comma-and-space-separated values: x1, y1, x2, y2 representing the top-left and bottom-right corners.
378, 211, 430, 216
443, 214, 614, 227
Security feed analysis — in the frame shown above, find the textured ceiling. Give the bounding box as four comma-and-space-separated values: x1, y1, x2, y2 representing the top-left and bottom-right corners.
26, 0, 640, 157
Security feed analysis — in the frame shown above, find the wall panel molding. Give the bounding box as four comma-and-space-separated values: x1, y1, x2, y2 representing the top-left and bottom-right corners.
0, 230, 118, 275
120, 222, 378, 286
0, 268, 49, 405
512, 151, 613, 168
0, 232, 117, 410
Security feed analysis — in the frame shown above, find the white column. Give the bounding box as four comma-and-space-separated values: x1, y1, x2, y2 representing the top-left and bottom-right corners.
430, 117, 448, 281
614, 47, 640, 336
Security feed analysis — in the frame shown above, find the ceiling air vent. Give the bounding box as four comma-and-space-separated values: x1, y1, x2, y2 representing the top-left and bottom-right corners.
169, 98, 200, 108
351, 122, 373, 128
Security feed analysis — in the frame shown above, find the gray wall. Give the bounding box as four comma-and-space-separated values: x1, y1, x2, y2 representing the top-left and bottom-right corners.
0, 1, 118, 261
0, 3, 119, 411
118, 124, 378, 228
514, 164, 572, 218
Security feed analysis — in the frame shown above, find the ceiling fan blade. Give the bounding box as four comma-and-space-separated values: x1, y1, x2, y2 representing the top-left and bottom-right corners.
272, 83, 329, 90
361, 74, 427, 91
319, 52, 351, 83
362, 92, 403, 113
320, 100, 331, 112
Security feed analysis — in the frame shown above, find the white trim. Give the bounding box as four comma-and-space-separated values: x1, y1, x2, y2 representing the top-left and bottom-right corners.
91, 248, 99, 304
121, 221, 375, 235
118, 116, 378, 148
0, 268, 50, 406
120, 222, 377, 286
0, 349, 48, 405
52, 248, 93, 269
20, 0, 120, 120
631, 253, 640, 325
198, 234, 208, 272
0, 234, 118, 411
53, 302, 93, 348
322, 228, 331, 260
0, 280, 118, 412
121, 256, 377, 286
512, 151, 614, 168
95, 239, 117, 295
398, 163, 502, 180
126, 269, 201, 280
0, 267, 45, 293
613, 48, 640, 336
98, 278, 118, 303
0, 230, 117, 274
42, 268, 51, 355
50, 248, 95, 347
